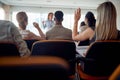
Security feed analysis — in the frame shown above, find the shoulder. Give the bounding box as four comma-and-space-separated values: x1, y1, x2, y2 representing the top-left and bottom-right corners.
6, 20, 15, 27
46, 28, 53, 34
0, 20, 15, 26
46, 26, 59, 34
0, 20, 18, 31
46, 29, 52, 34
86, 27, 94, 33
80, 27, 94, 39
19, 30, 30, 33
63, 27, 72, 32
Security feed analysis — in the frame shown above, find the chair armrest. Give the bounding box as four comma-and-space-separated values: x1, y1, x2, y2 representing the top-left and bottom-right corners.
77, 65, 109, 80
76, 54, 94, 63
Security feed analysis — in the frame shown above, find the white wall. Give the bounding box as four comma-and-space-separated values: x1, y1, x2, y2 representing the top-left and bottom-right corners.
111, 0, 120, 30
10, 6, 97, 23
10, 6, 96, 16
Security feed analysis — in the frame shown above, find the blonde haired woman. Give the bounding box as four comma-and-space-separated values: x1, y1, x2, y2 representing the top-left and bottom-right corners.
91, 1, 120, 42
83, 1, 120, 76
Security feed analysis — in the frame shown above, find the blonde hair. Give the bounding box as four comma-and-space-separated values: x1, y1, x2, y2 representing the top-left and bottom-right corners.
96, 1, 118, 40
16, 11, 28, 30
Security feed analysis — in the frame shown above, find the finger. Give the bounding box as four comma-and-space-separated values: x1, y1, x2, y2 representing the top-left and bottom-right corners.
74, 10, 76, 14
77, 8, 80, 14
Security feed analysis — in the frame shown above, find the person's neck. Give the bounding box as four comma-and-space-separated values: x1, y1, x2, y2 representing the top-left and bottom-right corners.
19, 26, 26, 30
48, 19, 52, 21
55, 22, 62, 25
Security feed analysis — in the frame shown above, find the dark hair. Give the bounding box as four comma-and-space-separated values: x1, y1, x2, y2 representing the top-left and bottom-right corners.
55, 11, 63, 22
80, 21, 86, 26
85, 11, 96, 30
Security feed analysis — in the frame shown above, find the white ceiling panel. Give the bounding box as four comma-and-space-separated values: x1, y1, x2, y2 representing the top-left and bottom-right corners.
0, 0, 118, 9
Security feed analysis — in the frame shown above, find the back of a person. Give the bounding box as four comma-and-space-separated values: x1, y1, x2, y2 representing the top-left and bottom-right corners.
0, 20, 14, 42
0, 20, 30, 57
19, 29, 30, 39
79, 21, 88, 33
83, 1, 120, 76
46, 25, 72, 40
17, 12, 45, 40
46, 10, 72, 40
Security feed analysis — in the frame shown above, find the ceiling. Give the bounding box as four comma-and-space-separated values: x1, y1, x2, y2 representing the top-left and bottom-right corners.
0, 0, 115, 9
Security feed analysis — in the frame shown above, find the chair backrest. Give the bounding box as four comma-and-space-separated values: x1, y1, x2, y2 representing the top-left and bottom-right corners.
0, 56, 69, 80
31, 40, 76, 75
78, 39, 90, 46
0, 43, 20, 56
84, 40, 120, 76
109, 65, 120, 80
24, 39, 38, 51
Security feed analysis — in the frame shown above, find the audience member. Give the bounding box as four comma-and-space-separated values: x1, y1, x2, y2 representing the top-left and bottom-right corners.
77, 21, 89, 46
80, 1, 120, 76
42, 12, 54, 33
72, 10, 96, 44
16, 11, 45, 40
33, 22, 46, 39
46, 10, 72, 40
79, 21, 87, 33
0, 20, 30, 57
91, 1, 120, 42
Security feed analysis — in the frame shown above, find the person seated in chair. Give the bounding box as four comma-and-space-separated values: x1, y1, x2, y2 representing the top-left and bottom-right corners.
46, 10, 72, 40
16, 11, 45, 40
0, 20, 30, 57
72, 11, 96, 45
90, 1, 120, 42
77, 21, 89, 46
76, 1, 120, 77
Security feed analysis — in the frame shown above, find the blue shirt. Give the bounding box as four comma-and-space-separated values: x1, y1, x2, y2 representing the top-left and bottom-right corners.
43, 20, 54, 33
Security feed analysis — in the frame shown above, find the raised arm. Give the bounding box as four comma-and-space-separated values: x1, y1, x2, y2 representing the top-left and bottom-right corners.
33, 22, 46, 39
72, 8, 81, 40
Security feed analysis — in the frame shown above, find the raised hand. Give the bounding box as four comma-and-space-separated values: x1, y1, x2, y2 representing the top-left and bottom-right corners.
33, 22, 39, 29
74, 8, 81, 22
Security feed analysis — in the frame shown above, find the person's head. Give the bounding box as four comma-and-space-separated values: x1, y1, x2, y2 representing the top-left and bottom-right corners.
96, 1, 118, 40
16, 11, 28, 30
79, 21, 87, 32
85, 11, 96, 29
54, 11, 64, 24
80, 21, 86, 27
48, 12, 53, 20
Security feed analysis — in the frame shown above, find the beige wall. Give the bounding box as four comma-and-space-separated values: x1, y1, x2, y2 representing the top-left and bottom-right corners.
2, 4, 11, 20
111, 0, 120, 30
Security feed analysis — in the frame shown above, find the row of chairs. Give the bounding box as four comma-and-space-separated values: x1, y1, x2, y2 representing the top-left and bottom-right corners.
0, 40, 120, 80
76, 40, 120, 80
0, 56, 70, 80
0, 40, 77, 79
